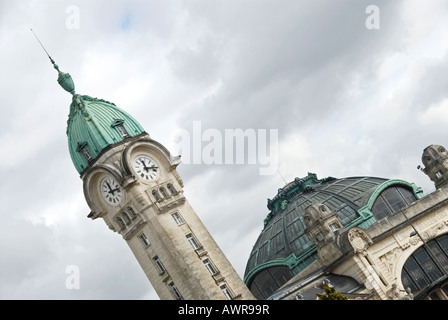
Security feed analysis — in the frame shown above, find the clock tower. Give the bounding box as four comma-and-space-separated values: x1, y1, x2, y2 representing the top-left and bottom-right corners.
51, 59, 254, 300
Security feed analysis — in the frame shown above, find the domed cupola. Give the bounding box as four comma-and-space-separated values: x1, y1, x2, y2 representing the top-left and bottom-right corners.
52, 59, 145, 174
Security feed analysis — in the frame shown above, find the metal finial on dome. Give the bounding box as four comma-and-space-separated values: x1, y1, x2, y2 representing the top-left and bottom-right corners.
31, 28, 76, 95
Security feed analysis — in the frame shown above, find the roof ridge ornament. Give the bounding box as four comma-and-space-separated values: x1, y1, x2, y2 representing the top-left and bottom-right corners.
31, 28, 76, 95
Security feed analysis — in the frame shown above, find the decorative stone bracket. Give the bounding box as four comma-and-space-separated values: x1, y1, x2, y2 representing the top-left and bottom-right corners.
348, 227, 373, 254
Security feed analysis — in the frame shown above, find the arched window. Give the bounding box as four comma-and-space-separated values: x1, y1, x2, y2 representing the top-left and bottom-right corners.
401, 235, 448, 298
122, 212, 131, 224
371, 186, 417, 221
152, 190, 160, 201
248, 266, 294, 300
160, 188, 168, 199
167, 184, 176, 195
116, 217, 126, 229
127, 206, 137, 219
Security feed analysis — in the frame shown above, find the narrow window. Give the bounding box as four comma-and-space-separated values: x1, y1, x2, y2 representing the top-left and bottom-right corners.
160, 188, 168, 199
122, 212, 131, 224
80, 147, 92, 161
330, 223, 339, 231
111, 119, 129, 138
116, 217, 125, 229
127, 206, 137, 219
186, 233, 200, 250
220, 284, 234, 300
203, 258, 217, 275
139, 233, 150, 247
153, 256, 166, 273
77, 142, 92, 162
436, 171, 443, 179
116, 124, 129, 138
172, 212, 184, 225
168, 282, 182, 300
152, 190, 160, 201
167, 183, 176, 195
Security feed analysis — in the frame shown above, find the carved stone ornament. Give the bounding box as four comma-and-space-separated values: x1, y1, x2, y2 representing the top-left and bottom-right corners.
348, 227, 373, 253
386, 283, 414, 300
379, 247, 402, 277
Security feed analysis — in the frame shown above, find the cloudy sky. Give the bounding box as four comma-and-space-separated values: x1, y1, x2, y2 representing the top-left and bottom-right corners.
1, 0, 448, 299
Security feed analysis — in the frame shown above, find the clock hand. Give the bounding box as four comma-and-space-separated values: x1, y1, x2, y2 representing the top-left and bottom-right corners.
106, 182, 113, 193
110, 187, 121, 195
141, 160, 150, 172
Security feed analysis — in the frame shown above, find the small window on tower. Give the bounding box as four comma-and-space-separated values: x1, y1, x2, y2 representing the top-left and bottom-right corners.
167, 184, 176, 195
139, 233, 150, 247
77, 142, 92, 162
153, 255, 166, 273
127, 206, 137, 219
116, 217, 126, 229
80, 148, 92, 161
160, 188, 168, 199
220, 284, 234, 300
436, 171, 443, 179
172, 212, 184, 225
186, 233, 200, 250
116, 124, 129, 138
168, 281, 182, 300
203, 258, 217, 276
330, 223, 339, 231
152, 190, 160, 201
111, 119, 129, 138
122, 212, 131, 224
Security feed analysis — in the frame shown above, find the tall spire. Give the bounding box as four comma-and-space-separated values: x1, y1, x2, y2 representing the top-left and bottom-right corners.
32, 29, 145, 174
31, 28, 76, 95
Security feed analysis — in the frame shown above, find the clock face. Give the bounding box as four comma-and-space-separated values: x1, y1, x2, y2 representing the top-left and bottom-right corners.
100, 176, 122, 206
133, 155, 159, 180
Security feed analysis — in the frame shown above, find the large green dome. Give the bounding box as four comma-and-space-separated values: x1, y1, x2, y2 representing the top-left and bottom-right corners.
66, 94, 145, 174
244, 172, 424, 299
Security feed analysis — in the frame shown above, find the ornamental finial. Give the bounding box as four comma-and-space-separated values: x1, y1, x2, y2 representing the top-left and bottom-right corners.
31, 28, 76, 95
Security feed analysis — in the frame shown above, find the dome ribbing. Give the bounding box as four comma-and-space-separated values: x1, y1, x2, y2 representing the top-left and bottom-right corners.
66, 94, 145, 173
41, 51, 146, 174
244, 173, 423, 291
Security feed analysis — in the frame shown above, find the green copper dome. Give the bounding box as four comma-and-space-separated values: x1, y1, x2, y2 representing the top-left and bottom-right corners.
66, 94, 145, 173
244, 173, 424, 299
38, 39, 146, 174
47, 60, 145, 174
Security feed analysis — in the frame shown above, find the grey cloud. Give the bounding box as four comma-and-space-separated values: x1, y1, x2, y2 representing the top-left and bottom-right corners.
173, 1, 409, 134
168, 36, 225, 85
170, 0, 410, 189
411, 53, 448, 111
1, 0, 447, 300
